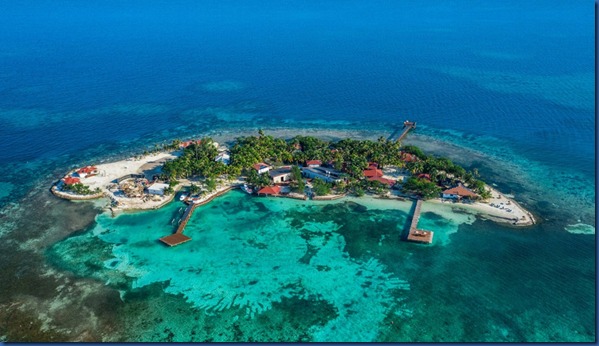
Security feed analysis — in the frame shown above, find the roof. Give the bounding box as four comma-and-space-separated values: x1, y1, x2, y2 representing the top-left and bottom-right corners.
418, 173, 431, 180
401, 152, 417, 162
306, 160, 322, 166
180, 140, 202, 148
443, 185, 477, 197
363, 169, 383, 177
77, 166, 97, 174
257, 186, 281, 195
148, 183, 169, 190
269, 166, 292, 177
368, 176, 396, 186
253, 163, 270, 171
63, 177, 80, 185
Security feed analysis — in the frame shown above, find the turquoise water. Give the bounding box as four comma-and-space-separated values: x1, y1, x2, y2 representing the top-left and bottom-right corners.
0, 0, 594, 342
46, 191, 593, 341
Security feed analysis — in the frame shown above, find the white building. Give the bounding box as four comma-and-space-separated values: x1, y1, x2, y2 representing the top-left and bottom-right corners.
253, 163, 271, 174
215, 153, 230, 165
147, 183, 169, 196
269, 166, 293, 184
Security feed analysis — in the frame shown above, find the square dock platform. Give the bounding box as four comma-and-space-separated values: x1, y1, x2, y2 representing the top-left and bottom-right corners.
160, 233, 192, 247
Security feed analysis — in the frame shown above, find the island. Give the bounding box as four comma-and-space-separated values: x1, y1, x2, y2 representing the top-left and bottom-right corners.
51, 124, 536, 246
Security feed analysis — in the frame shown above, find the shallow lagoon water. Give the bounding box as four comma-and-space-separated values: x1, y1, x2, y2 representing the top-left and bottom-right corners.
47, 190, 594, 342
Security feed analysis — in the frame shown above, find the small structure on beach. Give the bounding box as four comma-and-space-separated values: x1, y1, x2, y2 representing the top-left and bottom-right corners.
147, 182, 169, 196
257, 185, 281, 196
76, 166, 99, 178
269, 166, 293, 184
442, 184, 477, 200
253, 162, 271, 174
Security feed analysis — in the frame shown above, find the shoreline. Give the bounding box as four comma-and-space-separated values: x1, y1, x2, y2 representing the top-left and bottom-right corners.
50, 127, 536, 227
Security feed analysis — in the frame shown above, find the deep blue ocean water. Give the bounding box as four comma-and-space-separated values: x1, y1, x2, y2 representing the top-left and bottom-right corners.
0, 1, 594, 342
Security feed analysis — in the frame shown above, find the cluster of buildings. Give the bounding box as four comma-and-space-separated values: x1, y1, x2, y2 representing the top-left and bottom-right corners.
248, 157, 479, 200
60, 165, 99, 187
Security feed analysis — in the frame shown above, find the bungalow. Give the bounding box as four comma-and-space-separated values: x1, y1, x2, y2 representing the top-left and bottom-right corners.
269, 166, 293, 184
368, 176, 396, 187
179, 140, 202, 149
253, 163, 271, 174
442, 184, 477, 199
363, 168, 383, 178
76, 166, 98, 178
418, 173, 431, 180
257, 185, 281, 196
147, 182, 169, 196
62, 177, 80, 185
215, 153, 230, 165
400, 152, 417, 163
306, 160, 322, 168
301, 166, 344, 184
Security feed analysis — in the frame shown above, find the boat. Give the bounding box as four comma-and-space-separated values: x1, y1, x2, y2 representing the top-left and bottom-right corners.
179, 193, 188, 201
241, 184, 253, 194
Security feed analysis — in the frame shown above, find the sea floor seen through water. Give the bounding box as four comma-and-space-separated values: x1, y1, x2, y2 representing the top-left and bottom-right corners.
46, 191, 594, 342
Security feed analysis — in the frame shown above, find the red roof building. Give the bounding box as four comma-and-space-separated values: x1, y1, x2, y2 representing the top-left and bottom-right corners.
180, 140, 202, 148
442, 185, 477, 198
363, 169, 383, 178
253, 163, 271, 173
77, 166, 98, 174
306, 160, 322, 167
418, 173, 431, 180
401, 152, 417, 162
368, 176, 396, 186
63, 177, 80, 185
257, 186, 281, 195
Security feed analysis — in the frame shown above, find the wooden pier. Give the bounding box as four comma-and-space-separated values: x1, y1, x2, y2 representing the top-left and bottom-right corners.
159, 185, 240, 247
396, 120, 417, 142
159, 203, 195, 246
406, 199, 434, 244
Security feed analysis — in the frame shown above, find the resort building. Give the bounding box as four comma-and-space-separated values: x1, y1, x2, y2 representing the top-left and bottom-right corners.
301, 166, 344, 183
363, 168, 383, 178
306, 160, 322, 167
253, 163, 271, 174
368, 176, 396, 187
400, 152, 418, 163
147, 182, 170, 196
215, 152, 230, 165
269, 166, 293, 184
257, 185, 281, 196
179, 140, 202, 149
76, 166, 98, 178
442, 184, 477, 199
62, 177, 80, 185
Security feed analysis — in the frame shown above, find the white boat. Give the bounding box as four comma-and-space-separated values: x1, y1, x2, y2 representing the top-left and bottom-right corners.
241, 184, 253, 194
179, 193, 188, 201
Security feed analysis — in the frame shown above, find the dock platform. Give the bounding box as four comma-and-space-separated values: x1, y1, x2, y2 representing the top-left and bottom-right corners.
159, 202, 197, 247
406, 199, 434, 244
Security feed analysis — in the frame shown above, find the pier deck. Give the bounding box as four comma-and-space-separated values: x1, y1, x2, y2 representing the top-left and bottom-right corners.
159, 185, 240, 247
406, 199, 434, 244
160, 202, 197, 246
396, 121, 416, 142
